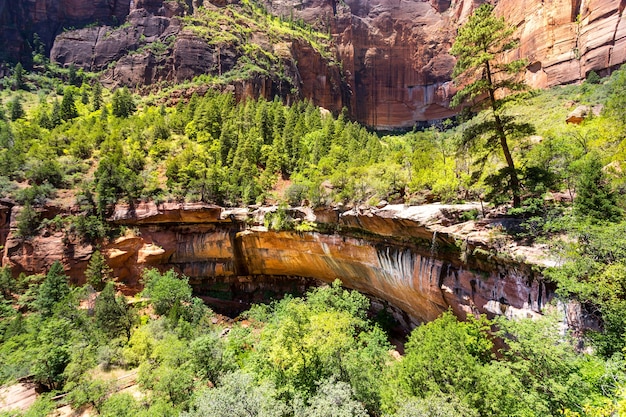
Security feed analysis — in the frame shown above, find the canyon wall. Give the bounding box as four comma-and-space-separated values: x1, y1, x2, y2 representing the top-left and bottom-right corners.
273, 0, 626, 128
2, 0, 624, 128
1, 202, 552, 325
0, 0, 131, 62
500, 0, 626, 88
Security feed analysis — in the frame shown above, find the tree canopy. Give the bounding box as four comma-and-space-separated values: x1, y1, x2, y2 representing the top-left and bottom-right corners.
450, 4, 530, 207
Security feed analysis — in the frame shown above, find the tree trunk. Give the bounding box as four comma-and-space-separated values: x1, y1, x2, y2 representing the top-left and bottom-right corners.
486, 61, 521, 207
494, 113, 521, 208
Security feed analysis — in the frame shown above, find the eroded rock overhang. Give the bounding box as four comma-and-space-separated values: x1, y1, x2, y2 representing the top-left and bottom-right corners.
100, 202, 554, 325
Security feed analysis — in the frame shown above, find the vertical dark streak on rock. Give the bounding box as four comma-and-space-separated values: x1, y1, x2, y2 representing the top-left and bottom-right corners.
437, 261, 447, 288
230, 226, 249, 277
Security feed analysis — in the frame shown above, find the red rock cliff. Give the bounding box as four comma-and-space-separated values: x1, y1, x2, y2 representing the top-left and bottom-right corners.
270, 0, 626, 128
0, 0, 131, 62
2, 202, 553, 325
4, 0, 625, 128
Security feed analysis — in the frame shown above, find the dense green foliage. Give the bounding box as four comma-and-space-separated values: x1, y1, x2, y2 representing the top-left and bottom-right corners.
546, 221, 626, 357
0, 58, 625, 219
1, 270, 624, 416
1, 5, 626, 415
2, 61, 625, 224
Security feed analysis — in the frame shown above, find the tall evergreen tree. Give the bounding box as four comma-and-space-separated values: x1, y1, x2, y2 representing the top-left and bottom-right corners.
61, 88, 78, 121
68, 63, 80, 86
9, 96, 25, 121
574, 155, 622, 223
80, 84, 90, 105
95, 282, 133, 340
92, 82, 103, 111
111, 87, 136, 118
85, 250, 112, 291
37, 261, 70, 317
14, 63, 26, 90
36, 97, 52, 129
450, 4, 531, 208
51, 98, 62, 127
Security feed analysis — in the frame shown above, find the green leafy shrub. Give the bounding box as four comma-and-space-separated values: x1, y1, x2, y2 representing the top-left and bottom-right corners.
68, 215, 108, 242
15, 203, 40, 238
141, 269, 192, 316
15, 183, 55, 206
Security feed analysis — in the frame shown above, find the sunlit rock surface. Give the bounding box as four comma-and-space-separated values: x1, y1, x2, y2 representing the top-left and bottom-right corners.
1, 202, 554, 325
3, 0, 622, 128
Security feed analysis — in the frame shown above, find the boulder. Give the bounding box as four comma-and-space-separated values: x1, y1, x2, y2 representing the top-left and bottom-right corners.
566, 105, 591, 124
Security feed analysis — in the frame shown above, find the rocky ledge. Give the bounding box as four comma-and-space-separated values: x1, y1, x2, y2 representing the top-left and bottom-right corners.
2, 201, 555, 326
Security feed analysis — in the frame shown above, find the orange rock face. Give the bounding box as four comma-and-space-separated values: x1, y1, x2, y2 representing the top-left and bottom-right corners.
500, 0, 626, 87
3, 0, 625, 127
2, 202, 552, 325
271, 0, 626, 128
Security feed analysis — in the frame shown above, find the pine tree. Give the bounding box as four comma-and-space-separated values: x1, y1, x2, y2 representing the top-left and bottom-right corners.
92, 82, 103, 111
111, 87, 136, 118
51, 99, 62, 127
68, 63, 81, 86
60, 88, 78, 121
100, 104, 108, 121
95, 282, 133, 340
36, 98, 52, 129
9, 96, 25, 121
450, 4, 531, 208
14, 63, 26, 90
38, 108, 52, 129
37, 261, 70, 317
85, 250, 112, 291
80, 84, 89, 105
574, 155, 622, 223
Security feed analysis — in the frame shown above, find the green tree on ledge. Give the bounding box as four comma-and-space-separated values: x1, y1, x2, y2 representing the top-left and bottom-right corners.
450, 4, 531, 208
85, 250, 112, 291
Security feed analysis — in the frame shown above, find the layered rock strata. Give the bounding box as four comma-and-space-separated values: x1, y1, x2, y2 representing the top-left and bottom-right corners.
1, 202, 553, 326
42, 0, 626, 129
1, 1, 624, 127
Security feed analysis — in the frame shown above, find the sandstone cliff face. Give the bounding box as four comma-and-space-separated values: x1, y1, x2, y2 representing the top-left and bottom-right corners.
302, 0, 470, 128
269, 0, 626, 128
45, 0, 626, 129
501, 0, 626, 88
0, 0, 130, 62
49, 2, 344, 112
1, 202, 552, 325
5, 0, 625, 127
